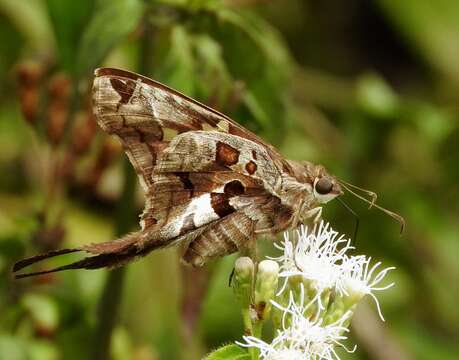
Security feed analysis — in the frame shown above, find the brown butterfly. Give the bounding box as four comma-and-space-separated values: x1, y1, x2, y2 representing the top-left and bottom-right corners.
13, 68, 404, 278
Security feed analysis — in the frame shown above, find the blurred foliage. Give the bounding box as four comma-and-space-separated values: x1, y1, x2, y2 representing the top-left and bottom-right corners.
0, 0, 458, 359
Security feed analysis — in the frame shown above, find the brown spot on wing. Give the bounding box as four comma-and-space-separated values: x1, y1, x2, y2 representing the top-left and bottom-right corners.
109, 78, 136, 108
210, 193, 235, 218
224, 180, 245, 196
216, 141, 240, 166
245, 161, 257, 175
252, 150, 257, 160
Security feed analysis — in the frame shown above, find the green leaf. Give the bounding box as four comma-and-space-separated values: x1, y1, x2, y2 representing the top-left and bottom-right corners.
156, 26, 196, 95
148, 0, 187, 6
193, 34, 232, 105
242, 91, 271, 129
202, 8, 293, 143
214, 9, 291, 83
28, 340, 60, 360
149, 0, 221, 10
0, 0, 53, 50
46, 0, 95, 73
205, 344, 250, 360
75, 0, 143, 79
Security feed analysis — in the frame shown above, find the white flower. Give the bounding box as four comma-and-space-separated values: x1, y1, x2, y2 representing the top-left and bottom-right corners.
272, 221, 395, 319
338, 256, 395, 321
272, 222, 354, 308
238, 286, 356, 360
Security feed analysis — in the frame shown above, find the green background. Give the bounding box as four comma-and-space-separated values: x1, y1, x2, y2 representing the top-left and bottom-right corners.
1, 0, 458, 359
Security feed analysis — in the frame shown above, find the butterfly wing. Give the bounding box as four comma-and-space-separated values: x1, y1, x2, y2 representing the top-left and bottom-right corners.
13, 68, 296, 277
93, 68, 291, 191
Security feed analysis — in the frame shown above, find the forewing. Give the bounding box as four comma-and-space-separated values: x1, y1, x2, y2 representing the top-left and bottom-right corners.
92, 68, 291, 191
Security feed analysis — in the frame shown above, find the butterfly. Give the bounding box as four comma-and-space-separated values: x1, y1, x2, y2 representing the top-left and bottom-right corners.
13, 68, 404, 278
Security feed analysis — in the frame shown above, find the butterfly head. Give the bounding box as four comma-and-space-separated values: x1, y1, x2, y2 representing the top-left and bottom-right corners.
302, 162, 343, 204
313, 175, 343, 204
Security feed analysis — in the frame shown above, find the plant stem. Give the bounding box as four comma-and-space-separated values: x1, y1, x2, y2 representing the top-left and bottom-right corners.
241, 308, 253, 336
91, 160, 137, 360
250, 319, 263, 360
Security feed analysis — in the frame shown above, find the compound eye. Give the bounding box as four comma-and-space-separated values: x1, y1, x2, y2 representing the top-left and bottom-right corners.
315, 177, 333, 195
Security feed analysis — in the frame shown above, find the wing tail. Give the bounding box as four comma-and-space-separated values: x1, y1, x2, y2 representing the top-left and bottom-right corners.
13, 231, 144, 279
14, 253, 121, 279
13, 248, 81, 273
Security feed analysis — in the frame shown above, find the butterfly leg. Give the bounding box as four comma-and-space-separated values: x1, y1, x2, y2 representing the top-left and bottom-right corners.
290, 199, 305, 228
302, 206, 323, 226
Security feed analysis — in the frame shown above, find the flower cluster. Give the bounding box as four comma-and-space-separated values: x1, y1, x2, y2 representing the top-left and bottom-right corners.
273, 222, 395, 321
234, 221, 395, 360
239, 287, 355, 360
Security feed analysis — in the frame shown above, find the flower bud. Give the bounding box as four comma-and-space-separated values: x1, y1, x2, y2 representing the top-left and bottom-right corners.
254, 260, 279, 321
232, 257, 254, 309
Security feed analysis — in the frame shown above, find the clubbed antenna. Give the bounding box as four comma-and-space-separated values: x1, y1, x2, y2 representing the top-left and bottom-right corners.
338, 179, 377, 208
339, 182, 405, 233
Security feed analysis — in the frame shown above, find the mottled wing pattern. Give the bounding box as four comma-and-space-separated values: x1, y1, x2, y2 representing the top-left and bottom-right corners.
157, 131, 282, 193
141, 172, 263, 233
141, 171, 264, 229
93, 68, 289, 191
93, 68, 213, 191
92, 68, 294, 266
13, 68, 295, 277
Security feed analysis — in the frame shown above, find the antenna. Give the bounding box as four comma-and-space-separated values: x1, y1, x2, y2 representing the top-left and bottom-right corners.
339, 179, 377, 208
338, 181, 405, 233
